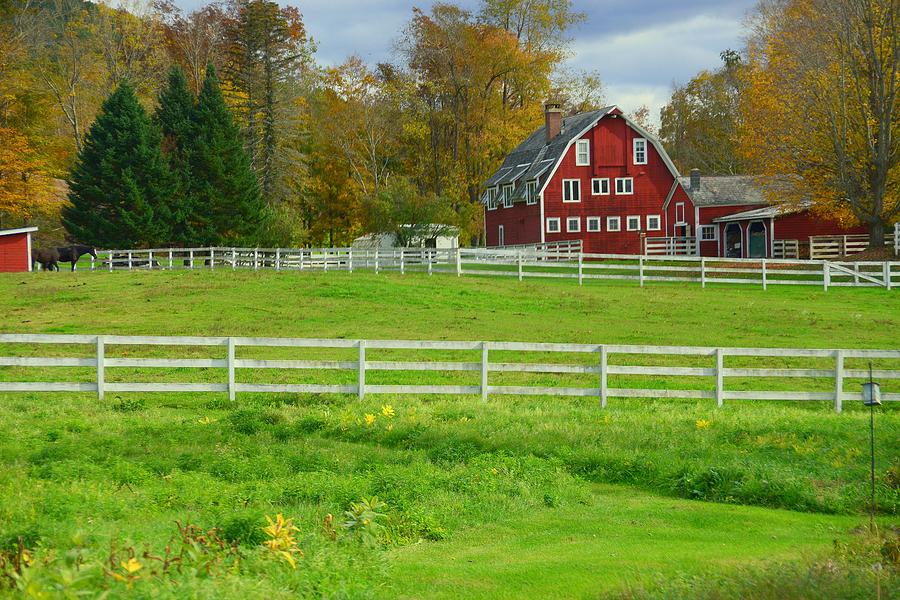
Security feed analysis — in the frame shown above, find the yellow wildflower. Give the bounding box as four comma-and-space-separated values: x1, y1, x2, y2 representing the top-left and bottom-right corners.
381, 404, 395, 418
364, 413, 376, 427
695, 419, 711, 430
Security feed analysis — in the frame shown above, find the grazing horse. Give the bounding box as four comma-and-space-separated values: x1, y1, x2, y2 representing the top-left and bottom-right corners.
31, 248, 60, 272
57, 244, 98, 271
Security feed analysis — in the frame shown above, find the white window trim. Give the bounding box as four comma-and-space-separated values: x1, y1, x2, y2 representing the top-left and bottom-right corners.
502, 184, 514, 208
586, 217, 601, 232
486, 187, 498, 211
615, 178, 633, 195
566, 217, 581, 233
525, 180, 538, 205
675, 202, 686, 224
498, 224, 505, 246
633, 138, 647, 165
607, 216, 621, 232
591, 178, 610, 196
562, 179, 581, 203
626, 215, 641, 231
546, 217, 561, 234
698, 224, 718, 241
575, 139, 590, 166
646, 214, 661, 231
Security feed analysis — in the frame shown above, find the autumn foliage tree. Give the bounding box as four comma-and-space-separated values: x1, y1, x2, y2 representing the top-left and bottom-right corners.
741, 0, 899, 246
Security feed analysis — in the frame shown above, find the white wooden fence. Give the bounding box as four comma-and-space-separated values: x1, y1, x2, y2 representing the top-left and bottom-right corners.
772, 239, 800, 259
0, 334, 896, 413
895, 223, 899, 254
643, 236, 697, 256
84, 246, 900, 291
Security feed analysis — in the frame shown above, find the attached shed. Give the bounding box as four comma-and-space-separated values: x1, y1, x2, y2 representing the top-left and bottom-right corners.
0, 227, 38, 273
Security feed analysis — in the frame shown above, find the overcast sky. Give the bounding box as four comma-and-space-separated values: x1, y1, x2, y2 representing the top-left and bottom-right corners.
169, 0, 757, 124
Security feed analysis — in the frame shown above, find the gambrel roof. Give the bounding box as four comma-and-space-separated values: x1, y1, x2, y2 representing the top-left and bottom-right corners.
483, 106, 682, 205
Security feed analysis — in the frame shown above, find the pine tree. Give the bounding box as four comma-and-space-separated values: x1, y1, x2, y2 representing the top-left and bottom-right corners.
191, 65, 266, 245
155, 66, 197, 245
63, 82, 175, 248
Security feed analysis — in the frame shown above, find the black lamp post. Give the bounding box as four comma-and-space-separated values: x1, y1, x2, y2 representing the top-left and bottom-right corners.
862, 361, 881, 532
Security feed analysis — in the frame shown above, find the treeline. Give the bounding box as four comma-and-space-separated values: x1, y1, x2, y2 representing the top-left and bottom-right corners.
658, 0, 898, 245
0, 0, 598, 247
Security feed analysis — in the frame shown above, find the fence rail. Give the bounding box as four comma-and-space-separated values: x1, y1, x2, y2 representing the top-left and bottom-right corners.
78, 246, 900, 291
809, 233, 896, 260
0, 334, 897, 412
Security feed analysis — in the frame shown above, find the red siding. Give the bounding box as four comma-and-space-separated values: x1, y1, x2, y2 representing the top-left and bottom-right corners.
0, 233, 30, 272
485, 202, 542, 246
774, 210, 866, 241
540, 115, 693, 254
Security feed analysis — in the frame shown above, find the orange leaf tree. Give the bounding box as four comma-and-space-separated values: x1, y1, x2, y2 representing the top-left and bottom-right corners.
741, 0, 899, 246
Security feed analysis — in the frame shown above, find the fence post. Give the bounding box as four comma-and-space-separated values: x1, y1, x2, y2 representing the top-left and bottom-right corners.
761, 258, 767, 290
358, 340, 366, 400
517, 252, 523, 282
108, 251, 113, 272
276, 248, 281, 271
884, 262, 892, 291
348, 249, 354, 273
456, 247, 462, 277
227, 337, 236, 402
834, 349, 843, 413
189, 249, 194, 269
428, 252, 433, 276
254, 249, 259, 271
300, 250, 305, 270
374, 249, 379, 274
148, 250, 154, 270
168, 249, 173, 270
823, 261, 830, 291
639, 255, 645, 287
400, 251, 405, 275
231, 248, 237, 271
128, 251, 133, 270
700, 257, 706, 288
715, 348, 724, 408
90, 254, 95, 271
210, 247, 215, 269
599, 345, 608, 409
481, 342, 489, 402
96, 335, 105, 401
578, 253, 584, 285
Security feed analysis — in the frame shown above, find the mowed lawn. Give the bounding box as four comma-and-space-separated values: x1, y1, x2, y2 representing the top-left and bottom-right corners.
0, 270, 898, 598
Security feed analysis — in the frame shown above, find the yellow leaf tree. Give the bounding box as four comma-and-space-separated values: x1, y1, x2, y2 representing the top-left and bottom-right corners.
741, 0, 899, 247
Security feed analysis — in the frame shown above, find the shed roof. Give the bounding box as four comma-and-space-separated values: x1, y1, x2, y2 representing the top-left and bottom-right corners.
679, 175, 801, 207
0, 227, 38, 237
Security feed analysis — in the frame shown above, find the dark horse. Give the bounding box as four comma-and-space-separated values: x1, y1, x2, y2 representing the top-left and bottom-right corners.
57, 244, 98, 271
31, 248, 60, 272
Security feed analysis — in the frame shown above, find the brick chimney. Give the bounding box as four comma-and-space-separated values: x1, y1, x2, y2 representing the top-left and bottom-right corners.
545, 101, 562, 143
690, 168, 701, 191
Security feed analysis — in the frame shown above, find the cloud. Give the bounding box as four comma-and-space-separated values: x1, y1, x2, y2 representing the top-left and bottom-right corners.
565, 13, 746, 125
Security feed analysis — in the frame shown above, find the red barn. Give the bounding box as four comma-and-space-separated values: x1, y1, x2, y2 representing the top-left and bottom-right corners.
0, 227, 37, 273
483, 103, 871, 258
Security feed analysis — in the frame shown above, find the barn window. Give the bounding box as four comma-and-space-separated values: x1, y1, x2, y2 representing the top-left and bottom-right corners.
675, 202, 686, 224
562, 179, 581, 203
502, 184, 514, 208
498, 225, 505, 246
615, 178, 633, 195
627, 216, 641, 231
575, 140, 590, 166
546, 218, 561, 233
646, 215, 661, 231
567, 217, 581, 233
607, 216, 621, 232
699, 225, 718, 241
587, 217, 601, 232
592, 178, 610, 195
486, 187, 498, 210
525, 180, 538, 205
633, 138, 647, 165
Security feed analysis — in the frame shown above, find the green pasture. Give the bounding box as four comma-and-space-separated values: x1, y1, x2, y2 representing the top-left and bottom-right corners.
0, 269, 897, 598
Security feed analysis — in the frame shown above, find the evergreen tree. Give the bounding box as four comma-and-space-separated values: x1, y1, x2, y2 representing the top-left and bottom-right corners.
191, 65, 266, 244
155, 66, 197, 245
63, 81, 175, 248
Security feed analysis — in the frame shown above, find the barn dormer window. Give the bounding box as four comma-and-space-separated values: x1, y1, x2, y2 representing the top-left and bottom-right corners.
575, 140, 590, 166
502, 183, 514, 208
486, 187, 499, 210
633, 138, 647, 165
525, 180, 538, 205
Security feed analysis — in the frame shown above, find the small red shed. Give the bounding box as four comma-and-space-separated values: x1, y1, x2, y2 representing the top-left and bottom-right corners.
0, 227, 38, 273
